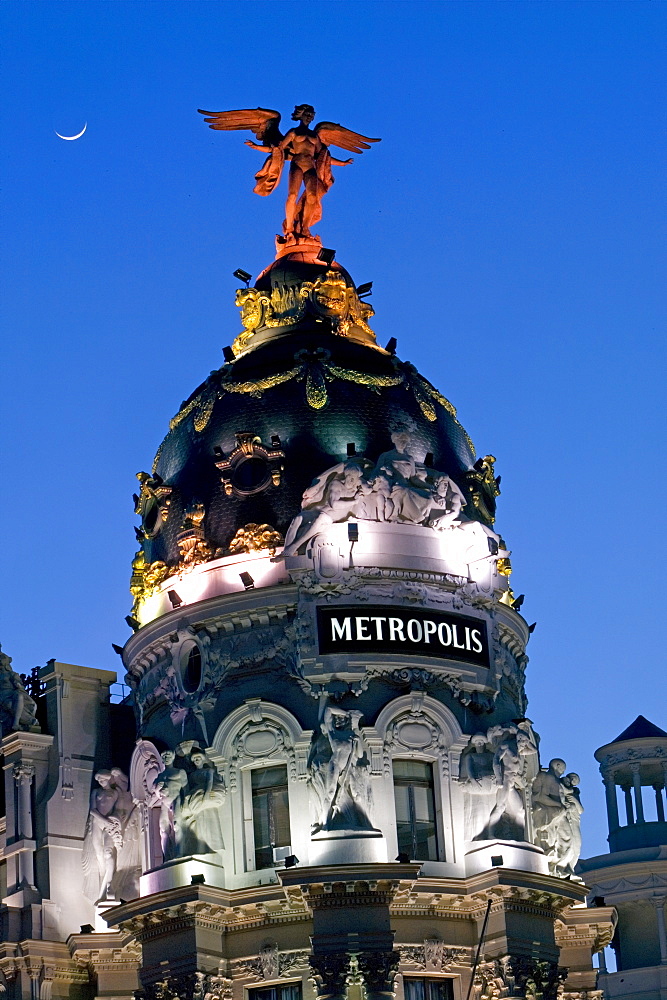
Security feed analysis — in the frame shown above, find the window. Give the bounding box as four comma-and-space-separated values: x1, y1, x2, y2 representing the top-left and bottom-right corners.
404, 980, 453, 1000
393, 759, 440, 861
181, 644, 202, 692
249, 985, 301, 1000
251, 765, 291, 869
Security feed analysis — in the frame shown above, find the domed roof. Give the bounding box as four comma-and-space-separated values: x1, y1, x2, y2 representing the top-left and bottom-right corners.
130, 253, 498, 619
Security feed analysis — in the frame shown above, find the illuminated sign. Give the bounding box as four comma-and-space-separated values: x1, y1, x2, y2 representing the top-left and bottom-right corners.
317, 605, 489, 668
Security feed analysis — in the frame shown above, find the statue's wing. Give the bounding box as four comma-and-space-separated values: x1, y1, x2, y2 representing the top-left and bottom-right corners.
197, 107, 283, 145
315, 122, 381, 154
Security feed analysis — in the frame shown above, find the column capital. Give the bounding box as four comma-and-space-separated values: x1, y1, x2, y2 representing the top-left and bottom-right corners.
309, 953, 352, 1000
357, 951, 400, 1000
12, 761, 35, 784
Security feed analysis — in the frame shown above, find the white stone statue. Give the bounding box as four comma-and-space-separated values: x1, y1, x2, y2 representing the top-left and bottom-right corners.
179, 748, 226, 856
459, 732, 498, 840
153, 748, 188, 860
0, 646, 39, 735
280, 434, 466, 557
531, 760, 583, 875
475, 726, 535, 841
82, 768, 141, 903
308, 704, 374, 833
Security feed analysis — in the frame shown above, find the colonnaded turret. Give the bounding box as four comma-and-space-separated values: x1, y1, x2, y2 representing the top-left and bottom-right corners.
0, 104, 615, 1000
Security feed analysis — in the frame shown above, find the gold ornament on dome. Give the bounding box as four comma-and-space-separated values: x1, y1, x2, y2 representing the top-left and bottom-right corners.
464, 455, 501, 524
177, 503, 214, 567
228, 523, 284, 556
134, 471, 173, 538
214, 432, 285, 497
230, 272, 378, 357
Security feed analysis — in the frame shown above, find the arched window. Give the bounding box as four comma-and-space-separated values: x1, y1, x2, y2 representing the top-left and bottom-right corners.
181, 644, 202, 692
250, 764, 291, 869
393, 759, 439, 861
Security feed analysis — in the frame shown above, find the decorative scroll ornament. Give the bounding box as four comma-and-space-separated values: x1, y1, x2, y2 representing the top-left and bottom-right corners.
177, 504, 214, 567
228, 523, 284, 556
214, 432, 285, 496
134, 471, 173, 537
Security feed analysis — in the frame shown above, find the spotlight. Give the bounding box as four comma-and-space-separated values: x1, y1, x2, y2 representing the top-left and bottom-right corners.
357, 281, 373, 297
347, 523, 359, 543
125, 615, 140, 632
222, 346, 235, 363
384, 337, 397, 354
271, 434, 281, 448
346, 442, 356, 456
111, 643, 124, 656
512, 594, 525, 611
134, 526, 145, 542
190, 873, 206, 885
396, 853, 410, 864
491, 855, 504, 867
213, 446, 224, 459
528, 622, 537, 633
79, 924, 94, 934
233, 268, 252, 286
317, 247, 336, 265
167, 590, 182, 609
283, 855, 300, 869
239, 571, 255, 590
424, 452, 434, 468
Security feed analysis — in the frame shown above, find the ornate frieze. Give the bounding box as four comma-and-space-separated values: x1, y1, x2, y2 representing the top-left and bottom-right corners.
398, 943, 469, 970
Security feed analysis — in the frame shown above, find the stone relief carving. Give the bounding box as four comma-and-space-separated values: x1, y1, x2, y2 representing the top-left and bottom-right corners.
383, 693, 450, 777
236, 946, 310, 981
308, 703, 375, 833
474, 957, 567, 1000
458, 723, 538, 842
137, 972, 233, 1000
229, 718, 296, 791
0, 645, 40, 736
281, 433, 468, 558
532, 760, 583, 876
399, 942, 468, 970
82, 768, 141, 904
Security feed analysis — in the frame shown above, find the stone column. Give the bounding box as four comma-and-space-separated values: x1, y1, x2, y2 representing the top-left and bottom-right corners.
357, 952, 400, 1000
622, 786, 634, 825
631, 764, 645, 823
309, 953, 351, 1000
13, 762, 35, 839
654, 784, 665, 823
602, 772, 620, 832
653, 897, 667, 965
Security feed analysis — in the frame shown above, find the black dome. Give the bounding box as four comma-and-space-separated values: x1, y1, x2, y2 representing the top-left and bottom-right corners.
136, 257, 483, 571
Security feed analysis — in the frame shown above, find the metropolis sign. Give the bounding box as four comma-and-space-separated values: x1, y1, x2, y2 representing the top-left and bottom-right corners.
317, 605, 490, 668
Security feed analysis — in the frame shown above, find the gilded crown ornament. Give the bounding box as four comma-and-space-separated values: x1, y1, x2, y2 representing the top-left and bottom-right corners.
198, 104, 380, 248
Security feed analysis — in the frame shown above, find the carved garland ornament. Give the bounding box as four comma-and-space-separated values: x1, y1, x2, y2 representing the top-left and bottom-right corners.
168, 351, 473, 451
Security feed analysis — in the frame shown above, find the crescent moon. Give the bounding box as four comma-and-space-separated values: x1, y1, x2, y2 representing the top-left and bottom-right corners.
55, 123, 87, 141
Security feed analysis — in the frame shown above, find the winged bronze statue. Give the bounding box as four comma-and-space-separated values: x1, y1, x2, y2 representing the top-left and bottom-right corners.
197, 104, 380, 241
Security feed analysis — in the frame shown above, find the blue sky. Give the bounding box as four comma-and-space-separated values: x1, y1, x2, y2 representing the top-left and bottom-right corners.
1, 1, 665, 858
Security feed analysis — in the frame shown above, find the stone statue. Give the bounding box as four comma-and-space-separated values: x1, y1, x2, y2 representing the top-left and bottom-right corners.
179, 748, 226, 856
554, 773, 583, 875
152, 748, 188, 860
280, 437, 466, 557
0, 645, 39, 736
532, 758, 567, 853
308, 704, 374, 833
82, 768, 141, 903
531, 760, 583, 875
459, 732, 497, 840
198, 104, 380, 241
474, 726, 536, 841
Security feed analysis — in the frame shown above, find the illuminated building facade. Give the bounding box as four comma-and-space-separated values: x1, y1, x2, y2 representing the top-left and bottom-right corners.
1, 124, 616, 1000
